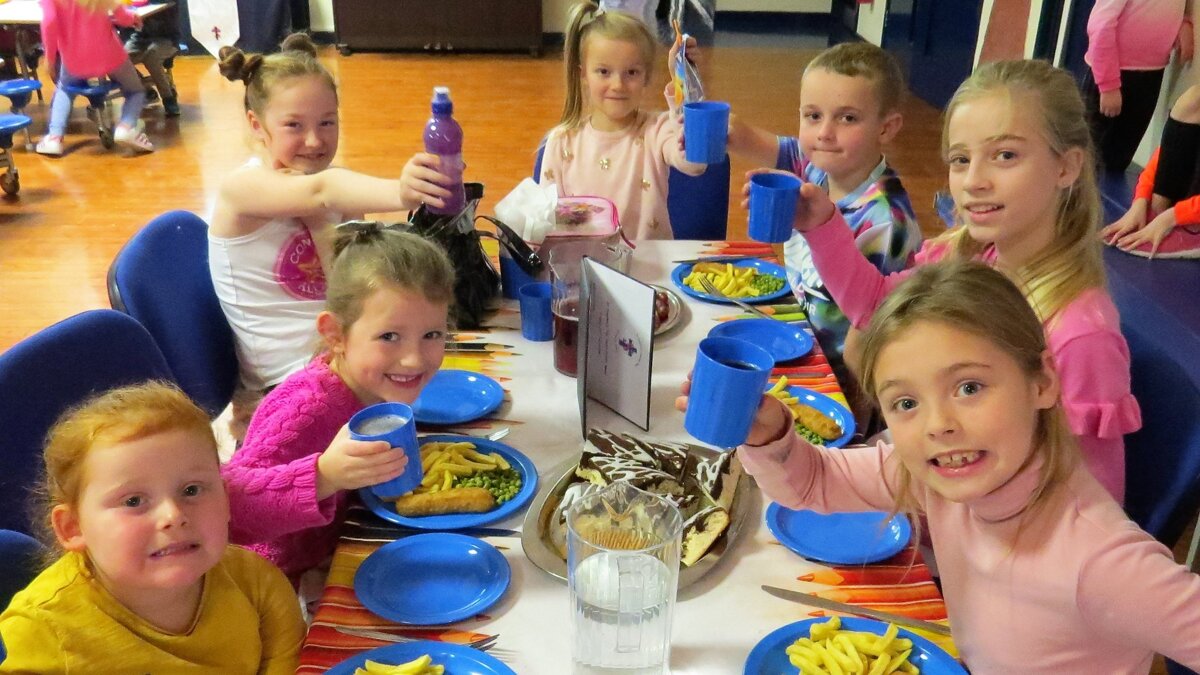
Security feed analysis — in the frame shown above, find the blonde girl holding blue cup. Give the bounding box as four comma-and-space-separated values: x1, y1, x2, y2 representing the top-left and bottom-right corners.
221, 223, 455, 588
538, 0, 706, 240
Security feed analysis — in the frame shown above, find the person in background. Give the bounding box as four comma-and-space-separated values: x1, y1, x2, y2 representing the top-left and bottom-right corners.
0, 383, 305, 673
1101, 83, 1200, 258
120, 0, 182, 117
1084, 0, 1191, 174
36, 0, 155, 155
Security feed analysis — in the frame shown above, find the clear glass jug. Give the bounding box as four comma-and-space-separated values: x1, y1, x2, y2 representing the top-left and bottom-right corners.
547, 241, 632, 377
566, 481, 682, 674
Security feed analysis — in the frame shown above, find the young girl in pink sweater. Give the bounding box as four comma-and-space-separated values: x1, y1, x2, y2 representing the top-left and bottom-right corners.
221, 223, 454, 587
680, 262, 1200, 673
753, 60, 1140, 503
537, 0, 705, 239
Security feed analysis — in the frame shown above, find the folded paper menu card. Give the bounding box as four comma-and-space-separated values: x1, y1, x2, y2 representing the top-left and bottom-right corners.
578, 257, 655, 435
549, 429, 744, 567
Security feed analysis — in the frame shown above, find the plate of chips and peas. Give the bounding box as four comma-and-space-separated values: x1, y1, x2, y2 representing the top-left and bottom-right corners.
766, 376, 856, 448
672, 259, 791, 304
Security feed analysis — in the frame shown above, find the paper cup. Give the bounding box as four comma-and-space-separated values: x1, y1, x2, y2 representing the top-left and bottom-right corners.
684, 337, 774, 448
349, 402, 422, 499
748, 173, 802, 243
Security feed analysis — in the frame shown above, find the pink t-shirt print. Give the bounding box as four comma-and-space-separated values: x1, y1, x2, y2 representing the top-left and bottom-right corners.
273, 228, 326, 300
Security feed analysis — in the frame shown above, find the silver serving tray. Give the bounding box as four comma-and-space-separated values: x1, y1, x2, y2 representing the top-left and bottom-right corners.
521, 448, 751, 588
652, 284, 687, 336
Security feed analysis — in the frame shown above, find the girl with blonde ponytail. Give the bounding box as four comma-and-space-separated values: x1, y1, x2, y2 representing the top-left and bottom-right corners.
759, 59, 1140, 503
538, 0, 706, 239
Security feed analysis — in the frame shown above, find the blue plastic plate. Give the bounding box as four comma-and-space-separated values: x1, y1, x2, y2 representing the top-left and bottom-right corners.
671, 259, 791, 304
709, 318, 814, 363
359, 434, 538, 530
744, 617, 965, 675
765, 503, 912, 565
413, 370, 505, 425
326, 639, 516, 675
771, 385, 855, 449
354, 534, 511, 626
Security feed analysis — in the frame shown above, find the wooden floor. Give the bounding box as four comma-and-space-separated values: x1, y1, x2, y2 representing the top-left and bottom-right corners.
0, 45, 947, 353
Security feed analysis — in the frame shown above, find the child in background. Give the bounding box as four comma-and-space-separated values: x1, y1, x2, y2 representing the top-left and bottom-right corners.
211, 33, 454, 438
120, 0, 181, 117
1084, 0, 1191, 173
726, 42, 922, 374
0, 383, 305, 673
773, 60, 1140, 503
36, 0, 155, 155
1102, 83, 1200, 258
222, 224, 454, 588
679, 262, 1200, 673
538, 0, 706, 240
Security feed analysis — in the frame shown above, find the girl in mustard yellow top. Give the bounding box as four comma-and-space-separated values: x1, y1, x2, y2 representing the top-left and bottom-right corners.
0, 383, 304, 673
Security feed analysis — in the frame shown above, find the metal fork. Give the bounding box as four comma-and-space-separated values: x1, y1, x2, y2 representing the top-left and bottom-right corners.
333, 625, 499, 651
698, 276, 774, 320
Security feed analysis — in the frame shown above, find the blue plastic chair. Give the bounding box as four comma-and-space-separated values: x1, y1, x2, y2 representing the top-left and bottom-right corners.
0, 529, 43, 611
0, 78, 41, 148
0, 310, 173, 535
533, 144, 730, 240
59, 79, 118, 149
108, 210, 239, 418
0, 113, 31, 196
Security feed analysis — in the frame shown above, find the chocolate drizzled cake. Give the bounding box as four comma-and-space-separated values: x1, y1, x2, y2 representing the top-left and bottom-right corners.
552, 429, 742, 567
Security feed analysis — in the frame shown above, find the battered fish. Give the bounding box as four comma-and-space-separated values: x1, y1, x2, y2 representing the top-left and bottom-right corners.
394, 487, 496, 516
792, 403, 842, 441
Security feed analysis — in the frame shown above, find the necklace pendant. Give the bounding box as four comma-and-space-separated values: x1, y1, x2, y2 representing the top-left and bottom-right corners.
599, 157, 611, 171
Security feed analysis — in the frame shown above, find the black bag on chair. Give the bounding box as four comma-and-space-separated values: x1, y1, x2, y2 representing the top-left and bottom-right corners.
405, 183, 542, 330
406, 183, 495, 329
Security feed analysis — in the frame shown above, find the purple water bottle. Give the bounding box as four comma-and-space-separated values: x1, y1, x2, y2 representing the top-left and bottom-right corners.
424, 86, 466, 215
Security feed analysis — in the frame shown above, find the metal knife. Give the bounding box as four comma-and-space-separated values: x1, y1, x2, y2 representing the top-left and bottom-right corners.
761, 584, 954, 637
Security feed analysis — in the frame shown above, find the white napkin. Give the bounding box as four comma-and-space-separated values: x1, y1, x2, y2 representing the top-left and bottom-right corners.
495, 178, 558, 244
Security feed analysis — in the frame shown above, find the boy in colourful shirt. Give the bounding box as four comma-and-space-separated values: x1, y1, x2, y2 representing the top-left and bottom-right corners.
728, 42, 921, 372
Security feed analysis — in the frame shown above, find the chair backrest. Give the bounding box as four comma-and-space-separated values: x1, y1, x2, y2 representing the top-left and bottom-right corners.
0, 310, 173, 535
108, 210, 238, 417
1121, 324, 1200, 547
0, 529, 43, 612
533, 144, 730, 240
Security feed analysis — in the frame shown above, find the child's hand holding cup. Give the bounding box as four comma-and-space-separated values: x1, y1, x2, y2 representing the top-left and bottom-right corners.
683, 337, 774, 448
348, 402, 424, 498
747, 172, 803, 243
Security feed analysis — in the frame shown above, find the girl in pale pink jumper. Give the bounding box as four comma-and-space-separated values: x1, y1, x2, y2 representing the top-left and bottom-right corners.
679, 262, 1200, 674
752, 60, 1140, 502
221, 223, 454, 587
537, 0, 705, 240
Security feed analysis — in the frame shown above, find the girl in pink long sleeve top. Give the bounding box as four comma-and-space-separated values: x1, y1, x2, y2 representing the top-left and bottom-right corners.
38, 0, 154, 154
223, 224, 455, 584
774, 60, 1140, 502
538, 1, 705, 240
713, 262, 1200, 674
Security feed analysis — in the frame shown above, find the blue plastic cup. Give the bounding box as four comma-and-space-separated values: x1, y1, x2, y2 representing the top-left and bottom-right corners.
349, 402, 423, 499
748, 172, 802, 243
684, 337, 774, 448
500, 249, 539, 300
518, 281, 554, 341
683, 101, 731, 165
